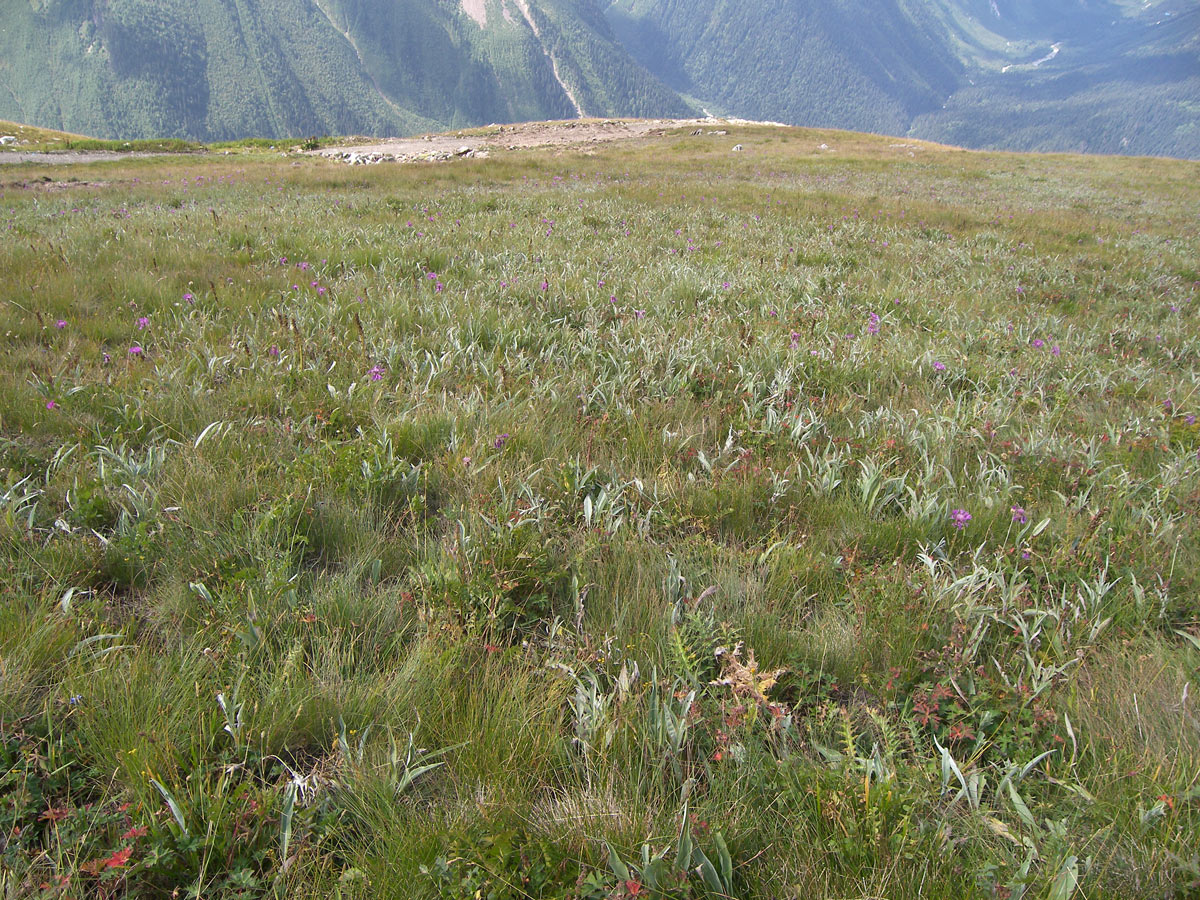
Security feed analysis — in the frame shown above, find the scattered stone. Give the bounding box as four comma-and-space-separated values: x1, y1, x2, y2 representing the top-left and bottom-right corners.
0, 136, 16, 145
731, 144, 743, 152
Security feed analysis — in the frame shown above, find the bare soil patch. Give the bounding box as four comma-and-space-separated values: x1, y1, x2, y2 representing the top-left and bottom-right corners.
314, 117, 779, 164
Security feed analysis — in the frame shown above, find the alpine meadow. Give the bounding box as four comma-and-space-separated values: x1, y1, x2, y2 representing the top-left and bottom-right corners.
2, 120, 1200, 900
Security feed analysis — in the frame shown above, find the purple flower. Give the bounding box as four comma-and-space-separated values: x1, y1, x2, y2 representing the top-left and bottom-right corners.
136, 316, 150, 330
54, 319, 67, 329
45, 400, 58, 410
1032, 338, 1045, 349
1187, 415, 1197, 426
368, 365, 384, 381
789, 331, 801, 349
268, 345, 280, 357
1011, 506, 1028, 525
183, 292, 194, 304
541, 281, 549, 292
128, 345, 143, 356
1052, 345, 1061, 357
633, 309, 646, 319
493, 433, 510, 449
933, 361, 946, 371
950, 509, 972, 529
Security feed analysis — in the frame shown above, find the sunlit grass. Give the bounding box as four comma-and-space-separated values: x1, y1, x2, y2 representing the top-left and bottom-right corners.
1, 125, 1198, 898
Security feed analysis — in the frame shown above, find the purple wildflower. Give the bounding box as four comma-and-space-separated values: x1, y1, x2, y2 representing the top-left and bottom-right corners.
1011, 506, 1028, 525
184, 292, 194, 304
136, 316, 150, 330
45, 400, 58, 410
1032, 338, 1045, 349
933, 361, 946, 372
493, 433, 510, 449
950, 509, 972, 529
368, 365, 384, 381
268, 345, 280, 357
128, 345, 143, 356
55, 319, 67, 329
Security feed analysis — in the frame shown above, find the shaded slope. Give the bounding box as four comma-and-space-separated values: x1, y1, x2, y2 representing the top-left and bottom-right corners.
0, 0, 688, 140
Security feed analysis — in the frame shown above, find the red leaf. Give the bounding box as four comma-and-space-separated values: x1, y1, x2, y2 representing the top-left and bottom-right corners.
103, 846, 133, 869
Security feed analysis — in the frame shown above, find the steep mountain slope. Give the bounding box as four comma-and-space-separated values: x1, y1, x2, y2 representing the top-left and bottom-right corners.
0, 0, 1195, 155
0, 0, 690, 141
606, 0, 963, 135
605, 0, 1200, 157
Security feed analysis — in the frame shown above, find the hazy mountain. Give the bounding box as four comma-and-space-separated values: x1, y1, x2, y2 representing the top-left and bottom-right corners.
0, 0, 1196, 157
607, 0, 1200, 157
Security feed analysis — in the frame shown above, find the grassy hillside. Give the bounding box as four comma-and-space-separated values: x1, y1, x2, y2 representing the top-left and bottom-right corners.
2, 127, 1199, 899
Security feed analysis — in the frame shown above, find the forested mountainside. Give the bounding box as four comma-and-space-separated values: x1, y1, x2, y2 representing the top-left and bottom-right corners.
0, 0, 689, 142
0, 0, 1196, 156
605, 0, 1200, 158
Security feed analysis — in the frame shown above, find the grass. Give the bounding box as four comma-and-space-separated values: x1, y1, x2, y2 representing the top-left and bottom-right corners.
1, 123, 1199, 899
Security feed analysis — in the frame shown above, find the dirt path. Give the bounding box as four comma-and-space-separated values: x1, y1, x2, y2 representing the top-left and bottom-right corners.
315, 116, 782, 163
0, 150, 176, 166
0, 117, 790, 168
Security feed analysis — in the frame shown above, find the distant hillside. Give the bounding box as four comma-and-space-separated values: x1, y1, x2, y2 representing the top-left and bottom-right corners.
605, 0, 1200, 158
0, 0, 1196, 156
0, 0, 690, 141
606, 0, 964, 136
